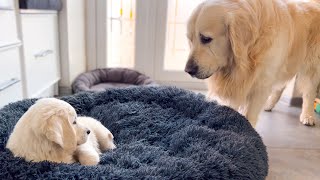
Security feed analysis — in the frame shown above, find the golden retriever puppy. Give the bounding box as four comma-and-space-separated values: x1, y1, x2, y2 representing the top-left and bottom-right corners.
75, 117, 116, 166
185, 0, 320, 127
6, 98, 90, 164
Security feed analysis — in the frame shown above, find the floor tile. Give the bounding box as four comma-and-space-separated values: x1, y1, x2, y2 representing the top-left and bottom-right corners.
266, 148, 320, 180
256, 101, 320, 149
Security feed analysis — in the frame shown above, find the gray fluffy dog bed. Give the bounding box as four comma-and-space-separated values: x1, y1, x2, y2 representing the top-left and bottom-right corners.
0, 86, 268, 179
72, 68, 157, 93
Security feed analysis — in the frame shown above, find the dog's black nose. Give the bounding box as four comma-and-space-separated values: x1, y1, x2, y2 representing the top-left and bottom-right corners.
185, 60, 198, 76
86, 130, 91, 134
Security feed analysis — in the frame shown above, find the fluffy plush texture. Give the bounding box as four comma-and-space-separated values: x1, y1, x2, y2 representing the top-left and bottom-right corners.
0, 86, 268, 179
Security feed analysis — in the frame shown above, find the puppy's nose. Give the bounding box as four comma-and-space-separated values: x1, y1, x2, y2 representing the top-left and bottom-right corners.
86, 130, 91, 134
185, 60, 198, 76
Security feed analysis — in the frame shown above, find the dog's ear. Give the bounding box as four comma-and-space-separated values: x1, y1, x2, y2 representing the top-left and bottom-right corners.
226, 9, 258, 70
45, 109, 77, 151
45, 119, 64, 147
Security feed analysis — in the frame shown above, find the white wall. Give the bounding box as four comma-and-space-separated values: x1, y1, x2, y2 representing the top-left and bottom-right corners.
85, 0, 107, 70
59, 0, 86, 93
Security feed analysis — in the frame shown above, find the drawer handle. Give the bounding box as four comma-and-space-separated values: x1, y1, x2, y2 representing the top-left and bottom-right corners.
0, 7, 14, 10
0, 40, 22, 52
0, 78, 20, 92
34, 50, 54, 58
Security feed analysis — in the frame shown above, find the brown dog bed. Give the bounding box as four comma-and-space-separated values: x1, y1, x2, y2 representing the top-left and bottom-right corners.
72, 68, 157, 93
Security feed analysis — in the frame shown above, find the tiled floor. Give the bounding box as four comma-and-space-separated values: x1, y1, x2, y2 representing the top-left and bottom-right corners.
256, 100, 320, 180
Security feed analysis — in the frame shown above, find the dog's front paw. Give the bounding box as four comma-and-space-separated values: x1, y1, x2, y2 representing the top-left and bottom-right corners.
300, 114, 316, 126
264, 100, 276, 112
264, 105, 273, 112
79, 153, 100, 166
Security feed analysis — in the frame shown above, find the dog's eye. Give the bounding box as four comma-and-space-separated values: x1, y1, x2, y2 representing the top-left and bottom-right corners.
73, 121, 77, 125
200, 34, 213, 44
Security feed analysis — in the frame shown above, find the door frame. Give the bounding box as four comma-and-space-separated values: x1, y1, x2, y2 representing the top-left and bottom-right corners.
152, 0, 205, 88
86, 0, 108, 70
86, 0, 206, 90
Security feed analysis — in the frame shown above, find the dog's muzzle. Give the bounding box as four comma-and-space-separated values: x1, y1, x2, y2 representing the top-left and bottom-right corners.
185, 60, 199, 77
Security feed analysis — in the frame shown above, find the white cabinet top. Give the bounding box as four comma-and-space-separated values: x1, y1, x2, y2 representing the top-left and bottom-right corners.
0, 0, 14, 10
20, 9, 57, 14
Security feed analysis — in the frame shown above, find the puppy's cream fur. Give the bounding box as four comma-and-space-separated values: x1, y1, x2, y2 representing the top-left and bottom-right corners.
75, 117, 116, 166
186, 0, 320, 127
6, 98, 89, 163
6, 99, 116, 166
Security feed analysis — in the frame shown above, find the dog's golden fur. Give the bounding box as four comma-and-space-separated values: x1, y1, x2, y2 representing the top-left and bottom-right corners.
186, 0, 320, 126
6, 98, 115, 165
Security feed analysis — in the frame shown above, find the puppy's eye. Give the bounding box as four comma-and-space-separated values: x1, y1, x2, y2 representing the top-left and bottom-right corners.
200, 34, 213, 44
73, 121, 77, 125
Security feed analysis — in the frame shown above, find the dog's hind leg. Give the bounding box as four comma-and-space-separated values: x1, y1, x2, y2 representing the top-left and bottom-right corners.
264, 85, 286, 112
94, 124, 116, 152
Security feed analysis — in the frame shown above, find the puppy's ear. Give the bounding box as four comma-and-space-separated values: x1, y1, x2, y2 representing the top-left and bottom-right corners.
45, 120, 64, 147
226, 9, 258, 70
45, 109, 77, 151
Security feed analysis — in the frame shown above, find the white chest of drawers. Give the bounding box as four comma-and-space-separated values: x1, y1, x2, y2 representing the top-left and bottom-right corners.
0, 2, 61, 108
20, 10, 60, 98
0, 46, 23, 107
0, 2, 23, 107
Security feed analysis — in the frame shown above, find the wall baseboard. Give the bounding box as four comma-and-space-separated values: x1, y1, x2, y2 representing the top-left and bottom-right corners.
290, 97, 302, 107
58, 86, 72, 97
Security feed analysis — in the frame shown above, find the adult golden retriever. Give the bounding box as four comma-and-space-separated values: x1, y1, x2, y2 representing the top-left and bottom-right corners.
185, 0, 320, 127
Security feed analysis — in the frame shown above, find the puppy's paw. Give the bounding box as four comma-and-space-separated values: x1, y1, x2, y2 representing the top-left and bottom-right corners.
108, 141, 116, 150
100, 140, 116, 152
77, 145, 100, 166
300, 114, 316, 126
79, 153, 100, 166
99, 133, 116, 152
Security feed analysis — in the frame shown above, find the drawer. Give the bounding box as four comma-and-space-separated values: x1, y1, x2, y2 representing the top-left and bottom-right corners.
0, 47, 21, 84
0, 0, 15, 10
21, 13, 60, 97
0, 10, 18, 42
0, 81, 23, 108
